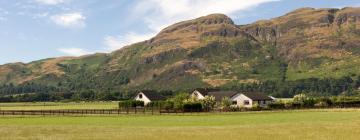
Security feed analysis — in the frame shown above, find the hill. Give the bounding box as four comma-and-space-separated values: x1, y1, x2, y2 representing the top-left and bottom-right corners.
0, 7, 360, 99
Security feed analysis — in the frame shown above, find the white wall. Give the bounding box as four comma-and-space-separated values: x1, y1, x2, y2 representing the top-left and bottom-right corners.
231, 94, 273, 108
231, 94, 253, 108
134, 92, 151, 105
191, 90, 205, 100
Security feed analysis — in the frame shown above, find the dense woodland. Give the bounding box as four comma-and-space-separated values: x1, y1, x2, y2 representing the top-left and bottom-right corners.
0, 75, 359, 102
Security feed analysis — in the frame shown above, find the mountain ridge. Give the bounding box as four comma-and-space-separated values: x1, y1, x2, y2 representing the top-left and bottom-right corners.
0, 7, 359, 93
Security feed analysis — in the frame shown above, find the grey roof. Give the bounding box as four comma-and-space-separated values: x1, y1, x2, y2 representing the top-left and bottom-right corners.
241, 92, 273, 101
140, 90, 166, 101
194, 88, 220, 96
207, 91, 238, 102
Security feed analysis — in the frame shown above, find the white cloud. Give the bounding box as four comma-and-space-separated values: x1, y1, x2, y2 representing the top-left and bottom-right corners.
0, 17, 6, 21
57, 47, 92, 56
50, 12, 86, 28
35, 0, 66, 5
103, 32, 154, 51
134, 0, 279, 32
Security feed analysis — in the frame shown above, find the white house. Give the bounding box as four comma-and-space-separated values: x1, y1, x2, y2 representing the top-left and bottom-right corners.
191, 88, 220, 100
134, 90, 166, 105
231, 92, 274, 108
191, 89, 273, 108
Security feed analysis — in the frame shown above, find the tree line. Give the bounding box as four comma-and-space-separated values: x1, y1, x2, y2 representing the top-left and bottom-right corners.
0, 75, 359, 102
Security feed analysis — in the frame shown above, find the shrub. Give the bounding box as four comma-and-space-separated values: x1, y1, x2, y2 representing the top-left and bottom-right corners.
201, 96, 216, 111
250, 103, 261, 111
170, 93, 189, 109
318, 97, 333, 106
163, 101, 174, 110
314, 101, 329, 107
183, 102, 202, 112
293, 93, 316, 108
229, 106, 240, 112
220, 97, 232, 111
146, 101, 165, 107
119, 100, 144, 108
268, 102, 286, 109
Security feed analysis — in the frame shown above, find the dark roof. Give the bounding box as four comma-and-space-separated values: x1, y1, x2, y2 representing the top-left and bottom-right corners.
140, 90, 166, 101
241, 92, 273, 101
207, 91, 238, 102
194, 88, 220, 96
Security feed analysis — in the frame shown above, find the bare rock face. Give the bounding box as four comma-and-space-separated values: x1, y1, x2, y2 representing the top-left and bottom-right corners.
150, 14, 250, 49
240, 7, 360, 62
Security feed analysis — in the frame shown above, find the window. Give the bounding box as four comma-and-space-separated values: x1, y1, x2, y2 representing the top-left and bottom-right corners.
244, 100, 250, 105
139, 94, 143, 99
232, 101, 237, 105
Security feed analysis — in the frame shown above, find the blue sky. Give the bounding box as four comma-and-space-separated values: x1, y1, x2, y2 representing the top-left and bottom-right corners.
0, 0, 359, 65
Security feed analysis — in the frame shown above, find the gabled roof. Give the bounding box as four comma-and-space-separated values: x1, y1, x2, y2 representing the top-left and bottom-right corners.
194, 88, 220, 96
207, 91, 238, 102
140, 90, 166, 101
241, 92, 273, 101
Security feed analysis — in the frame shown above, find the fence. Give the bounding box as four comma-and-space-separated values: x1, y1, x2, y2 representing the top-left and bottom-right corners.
1, 105, 360, 116
0, 106, 207, 116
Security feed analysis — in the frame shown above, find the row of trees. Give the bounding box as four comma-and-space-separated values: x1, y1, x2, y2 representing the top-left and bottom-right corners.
0, 75, 359, 102
269, 94, 360, 109
224, 76, 360, 97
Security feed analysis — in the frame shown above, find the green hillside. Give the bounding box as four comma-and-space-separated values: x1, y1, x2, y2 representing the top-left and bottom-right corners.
0, 7, 359, 100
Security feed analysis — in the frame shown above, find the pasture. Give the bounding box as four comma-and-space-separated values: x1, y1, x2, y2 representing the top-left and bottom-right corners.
1, 109, 360, 140
0, 102, 119, 110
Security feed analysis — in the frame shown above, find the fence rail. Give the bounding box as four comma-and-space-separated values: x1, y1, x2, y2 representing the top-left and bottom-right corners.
1, 105, 360, 116
0, 107, 198, 116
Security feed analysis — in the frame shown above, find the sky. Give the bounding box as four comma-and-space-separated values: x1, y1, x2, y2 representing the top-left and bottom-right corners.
0, 0, 359, 65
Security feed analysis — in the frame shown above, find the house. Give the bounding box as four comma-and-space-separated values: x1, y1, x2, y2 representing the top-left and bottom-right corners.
231, 92, 274, 108
191, 89, 273, 108
134, 90, 166, 105
191, 88, 220, 100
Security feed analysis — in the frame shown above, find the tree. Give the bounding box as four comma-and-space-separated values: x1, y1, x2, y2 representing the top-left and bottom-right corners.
220, 97, 232, 111
202, 96, 216, 111
170, 92, 189, 109
293, 93, 308, 103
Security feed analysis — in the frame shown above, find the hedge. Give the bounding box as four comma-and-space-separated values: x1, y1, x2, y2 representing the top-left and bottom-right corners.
183, 102, 202, 112
119, 100, 144, 108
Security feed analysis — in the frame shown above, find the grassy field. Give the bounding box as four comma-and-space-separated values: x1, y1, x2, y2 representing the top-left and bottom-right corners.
0, 102, 119, 110
1, 109, 360, 140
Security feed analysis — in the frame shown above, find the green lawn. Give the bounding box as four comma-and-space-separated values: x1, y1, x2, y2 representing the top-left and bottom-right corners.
0, 102, 119, 110
1, 109, 360, 140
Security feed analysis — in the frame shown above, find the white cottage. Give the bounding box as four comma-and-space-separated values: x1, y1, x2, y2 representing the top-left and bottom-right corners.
231, 92, 273, 108
191, 88, 220, 100
134, 90, 166, 105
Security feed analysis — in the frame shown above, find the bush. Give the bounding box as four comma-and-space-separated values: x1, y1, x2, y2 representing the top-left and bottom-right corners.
314, 101, 329, 107
318, 97, 333, 106
229, 106, 241, 112
183, 102, 202, 112
119, 100, 144, 108
250, 103, 262, 111
146, 101, 165, 107
163, 101, 174, 110
268, 102, 286, 109
334, 100, 360, 107
303, 98, 316, 107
